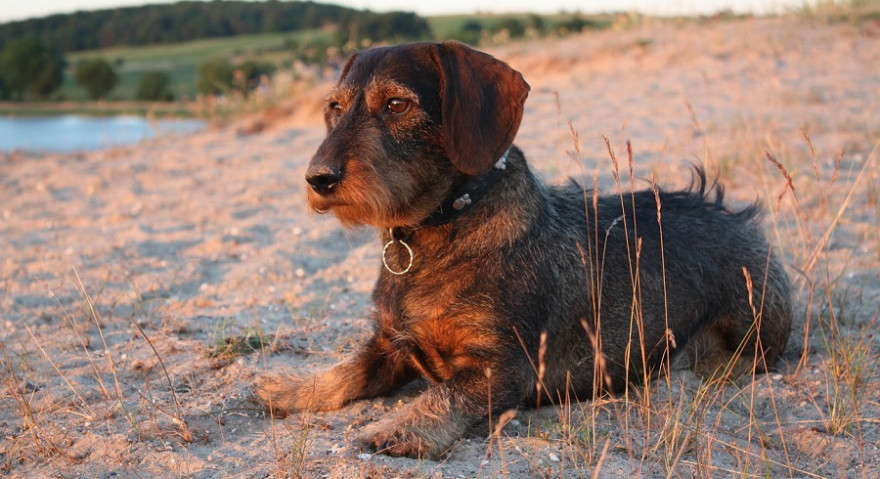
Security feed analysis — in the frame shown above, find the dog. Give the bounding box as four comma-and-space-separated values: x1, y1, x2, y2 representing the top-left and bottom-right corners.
254, 41, 792, 459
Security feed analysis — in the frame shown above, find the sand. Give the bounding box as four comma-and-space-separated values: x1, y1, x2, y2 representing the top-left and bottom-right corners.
2, 14, 879, 478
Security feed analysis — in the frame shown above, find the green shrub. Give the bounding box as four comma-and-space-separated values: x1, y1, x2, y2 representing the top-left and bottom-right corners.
196, 57, 233, 96
135, 70, 174, 101
0, 36, 64, 100
496, 18, 526, 38
233, 60, 276, 96
74, 57, 118, 100
456, 21, 484, 45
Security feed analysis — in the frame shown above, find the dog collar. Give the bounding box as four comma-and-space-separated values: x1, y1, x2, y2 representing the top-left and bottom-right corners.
382, 148, 510, 275
421, 148, 510, 227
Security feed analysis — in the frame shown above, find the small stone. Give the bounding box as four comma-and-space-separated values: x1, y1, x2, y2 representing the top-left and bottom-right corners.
20, 381, 41, 393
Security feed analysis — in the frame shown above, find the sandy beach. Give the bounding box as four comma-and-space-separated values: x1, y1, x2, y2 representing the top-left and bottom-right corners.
2, 13, 879, 478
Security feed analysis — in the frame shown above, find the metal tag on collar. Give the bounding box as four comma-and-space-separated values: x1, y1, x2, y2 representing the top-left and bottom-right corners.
494, 148, 509, 170
452, 193, 472, 211
453, 149, 509, 211
382, 228, 414, 275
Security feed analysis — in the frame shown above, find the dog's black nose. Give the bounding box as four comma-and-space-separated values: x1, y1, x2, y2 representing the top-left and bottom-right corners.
306, 165, 342, 195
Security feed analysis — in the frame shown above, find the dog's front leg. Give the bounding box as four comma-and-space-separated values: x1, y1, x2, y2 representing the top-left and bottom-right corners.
254, 332, 416, 414
359, 367, 512, 459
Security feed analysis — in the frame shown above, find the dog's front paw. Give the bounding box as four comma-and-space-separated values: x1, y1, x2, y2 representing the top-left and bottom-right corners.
358, 414, 462, 459
358, 419, 439, 458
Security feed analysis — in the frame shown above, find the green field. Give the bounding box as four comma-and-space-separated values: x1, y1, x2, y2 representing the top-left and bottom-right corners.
60, 29, 336, 101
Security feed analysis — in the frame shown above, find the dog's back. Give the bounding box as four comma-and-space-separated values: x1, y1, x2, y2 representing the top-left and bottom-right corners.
528, 165, 792, 399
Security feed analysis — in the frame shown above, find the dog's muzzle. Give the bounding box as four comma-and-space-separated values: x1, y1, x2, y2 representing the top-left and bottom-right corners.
306, 165, 342, 196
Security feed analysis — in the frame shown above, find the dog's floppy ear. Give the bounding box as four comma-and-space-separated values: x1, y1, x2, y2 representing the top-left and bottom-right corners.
434, 41, 530, 176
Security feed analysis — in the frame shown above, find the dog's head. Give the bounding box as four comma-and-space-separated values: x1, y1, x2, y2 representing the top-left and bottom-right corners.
305, 41, 530, 228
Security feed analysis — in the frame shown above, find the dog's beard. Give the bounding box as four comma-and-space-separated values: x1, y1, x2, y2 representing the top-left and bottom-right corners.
307, 186, 453, 230
307, 183, 397, 228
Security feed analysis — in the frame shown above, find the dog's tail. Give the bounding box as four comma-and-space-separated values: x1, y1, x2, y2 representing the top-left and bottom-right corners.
676, 164, 762, 223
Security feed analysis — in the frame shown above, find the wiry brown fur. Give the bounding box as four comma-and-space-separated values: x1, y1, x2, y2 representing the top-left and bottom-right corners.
254, 41, 793, 459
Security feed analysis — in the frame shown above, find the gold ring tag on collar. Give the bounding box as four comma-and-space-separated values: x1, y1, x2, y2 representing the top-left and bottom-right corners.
382, 228, 414, 275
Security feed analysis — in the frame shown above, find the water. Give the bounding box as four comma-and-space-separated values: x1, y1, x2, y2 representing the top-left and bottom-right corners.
0, 115, 206, 154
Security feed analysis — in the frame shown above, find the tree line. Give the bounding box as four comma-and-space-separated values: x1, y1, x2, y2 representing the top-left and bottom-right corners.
0, 1, 359, 53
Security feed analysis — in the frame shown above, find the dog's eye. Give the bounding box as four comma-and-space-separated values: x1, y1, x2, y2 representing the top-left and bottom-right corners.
386, 98, 410, 114
329, 102, 343, 117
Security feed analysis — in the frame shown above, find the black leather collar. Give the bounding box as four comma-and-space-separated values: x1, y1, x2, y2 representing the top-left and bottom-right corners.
418, 148, 510, 229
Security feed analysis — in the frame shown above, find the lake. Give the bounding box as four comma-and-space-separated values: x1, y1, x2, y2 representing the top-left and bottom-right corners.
0, 115, 206, 154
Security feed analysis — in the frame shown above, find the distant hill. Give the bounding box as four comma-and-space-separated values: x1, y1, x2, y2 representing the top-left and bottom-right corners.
0, 1, 429, 53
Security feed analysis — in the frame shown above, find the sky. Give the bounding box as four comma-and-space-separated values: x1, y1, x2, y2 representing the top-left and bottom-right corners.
0, 0, 817, 24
